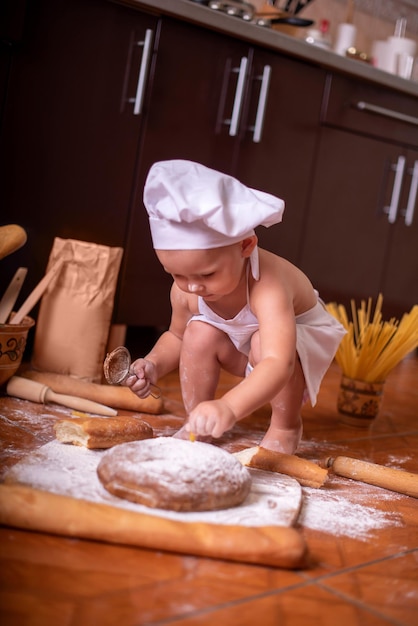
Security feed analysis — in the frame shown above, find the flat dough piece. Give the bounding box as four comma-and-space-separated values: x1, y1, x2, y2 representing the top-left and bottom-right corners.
54, 416, 153, 449
97, 437, 252, 512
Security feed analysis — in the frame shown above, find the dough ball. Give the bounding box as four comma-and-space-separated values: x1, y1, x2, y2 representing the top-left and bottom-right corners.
97, 437, 251, 512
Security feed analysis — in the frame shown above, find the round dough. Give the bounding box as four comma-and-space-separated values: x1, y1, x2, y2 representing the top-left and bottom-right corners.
97, 437, 252, 512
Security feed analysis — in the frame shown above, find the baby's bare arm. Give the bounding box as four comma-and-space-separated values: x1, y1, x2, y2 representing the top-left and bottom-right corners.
126, 284, 193, 397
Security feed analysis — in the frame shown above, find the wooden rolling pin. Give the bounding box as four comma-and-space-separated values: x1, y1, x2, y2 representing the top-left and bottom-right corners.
325, 456, 418, 498
7, 376, 117, 417
0, 484, 308, 569
21, 370, 163, 414
234, 446, 328, 488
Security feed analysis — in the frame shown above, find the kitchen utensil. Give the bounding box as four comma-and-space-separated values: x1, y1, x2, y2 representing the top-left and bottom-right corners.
0, 267, 28, 324
255, 15, 313, 27
324, 456, 418, 498
208, 0, 254, 21
234, 446, 328, 487
20, 369, 163, 414
104, 345, 161, 399
0, 482, 307, 568
0, 224, 27, 260
268, 0, 315, 14
10, 259, 64, 325
7, 375, 117, 417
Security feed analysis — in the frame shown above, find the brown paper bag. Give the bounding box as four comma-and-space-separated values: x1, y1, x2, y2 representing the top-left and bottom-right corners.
32, 238, 123, 382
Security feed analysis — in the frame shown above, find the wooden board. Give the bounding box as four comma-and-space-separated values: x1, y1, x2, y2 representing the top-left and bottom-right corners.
0, 441, 306, 568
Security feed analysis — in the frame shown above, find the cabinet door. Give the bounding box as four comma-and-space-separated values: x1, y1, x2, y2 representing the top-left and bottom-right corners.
234, 50, 325, 265
382, 151, 418, 314
116, 19, 251, 326
298, 127, 398, 309
0, 0, 158, 299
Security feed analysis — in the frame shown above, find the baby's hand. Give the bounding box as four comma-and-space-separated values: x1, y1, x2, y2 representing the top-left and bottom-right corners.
186, 400, 237, 439
124, 358, 156, 399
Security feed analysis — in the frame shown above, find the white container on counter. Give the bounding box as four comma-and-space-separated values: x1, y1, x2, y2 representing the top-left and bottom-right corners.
372, 36, 416, 78
333, 23, 357, 56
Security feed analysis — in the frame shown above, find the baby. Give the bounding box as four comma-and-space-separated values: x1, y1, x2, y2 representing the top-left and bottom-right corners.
125, 160, 346, 454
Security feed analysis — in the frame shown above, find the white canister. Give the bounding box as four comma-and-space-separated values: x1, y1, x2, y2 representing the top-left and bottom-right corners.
372, 40, 393, 71
386, 36, 417, 74
333, 23, 357, 56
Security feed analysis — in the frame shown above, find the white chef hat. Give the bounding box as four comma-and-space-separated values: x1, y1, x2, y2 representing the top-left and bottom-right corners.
144, 159, 284, 248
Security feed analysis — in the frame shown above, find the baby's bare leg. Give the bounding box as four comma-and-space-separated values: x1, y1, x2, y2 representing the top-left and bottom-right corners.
259, 358, 305, 454
174, 321, 247, 438
180, 320, 247, 410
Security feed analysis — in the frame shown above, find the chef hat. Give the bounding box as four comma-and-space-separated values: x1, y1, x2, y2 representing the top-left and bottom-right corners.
143, 160, 284, 251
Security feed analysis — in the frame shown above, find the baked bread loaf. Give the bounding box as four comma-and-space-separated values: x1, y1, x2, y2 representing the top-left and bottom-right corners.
54, 416, 153, 449
97, 437, 252, 512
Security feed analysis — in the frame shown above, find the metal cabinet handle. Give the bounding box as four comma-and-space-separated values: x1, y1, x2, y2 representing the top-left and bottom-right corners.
128, 29, 153, 116
385, 155, 406, 224
403, 160, 418, 226
355, 101, 418, 127
229, 57, 248, 137
252, 65, 271, 143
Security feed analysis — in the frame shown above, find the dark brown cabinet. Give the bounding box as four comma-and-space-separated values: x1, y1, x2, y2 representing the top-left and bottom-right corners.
1, 0, 415, 330
298, 74, 418, 316
0, 0, 324, 328
118, 29, 326, 325
380, 150, 418, 312
0, 0, 159, 298
219, 47, 326, 266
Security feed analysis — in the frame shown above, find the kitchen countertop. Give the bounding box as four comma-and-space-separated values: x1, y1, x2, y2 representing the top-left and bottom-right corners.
117, 0, 418, 99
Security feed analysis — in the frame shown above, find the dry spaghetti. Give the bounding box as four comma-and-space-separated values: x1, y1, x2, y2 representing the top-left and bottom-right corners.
326, 295, 418, 383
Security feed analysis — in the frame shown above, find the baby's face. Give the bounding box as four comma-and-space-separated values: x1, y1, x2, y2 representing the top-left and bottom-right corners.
156, 244, 247, 300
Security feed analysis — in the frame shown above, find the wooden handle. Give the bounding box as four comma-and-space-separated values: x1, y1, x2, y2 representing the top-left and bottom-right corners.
10, 259, 64, 325
21, 370, 163, 414
0, 484, 308, 569
7, 376, 117, 417
0, 267, 28, 324
329, 456, 418, 498
235, 446, 328, 488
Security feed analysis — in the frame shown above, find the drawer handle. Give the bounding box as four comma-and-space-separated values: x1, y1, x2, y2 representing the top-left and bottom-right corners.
355, 101, 418, 127
229, 57, 248, 137
252, 65, 271, 143
129, 29, 153, 116
403, 160, 418, 226
385, 155, 406, 224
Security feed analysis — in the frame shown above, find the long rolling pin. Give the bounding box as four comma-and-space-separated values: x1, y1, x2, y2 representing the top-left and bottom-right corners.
234, 446, 329, 488
21, 370, 163, 414
7, 376, 117, 417
0, 484, 308, 569
325, 456, 418, 498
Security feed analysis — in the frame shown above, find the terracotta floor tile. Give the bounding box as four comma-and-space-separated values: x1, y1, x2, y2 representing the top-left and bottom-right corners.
0, 591, 75, 626
74, 566, 302, 625
156, 583, 399, 626
320, 551, 418, 626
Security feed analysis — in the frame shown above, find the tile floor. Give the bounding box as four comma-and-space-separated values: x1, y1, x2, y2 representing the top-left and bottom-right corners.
0, 351, 417, 625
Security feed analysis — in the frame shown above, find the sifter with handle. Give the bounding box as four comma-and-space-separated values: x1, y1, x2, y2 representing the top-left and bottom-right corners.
103, 346, 161, 399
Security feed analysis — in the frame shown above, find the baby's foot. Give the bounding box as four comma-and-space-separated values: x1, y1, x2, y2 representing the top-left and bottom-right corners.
259, 422, 303, 455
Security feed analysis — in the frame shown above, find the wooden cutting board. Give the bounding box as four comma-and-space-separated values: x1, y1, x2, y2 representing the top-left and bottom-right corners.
0, 441, 306, 568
